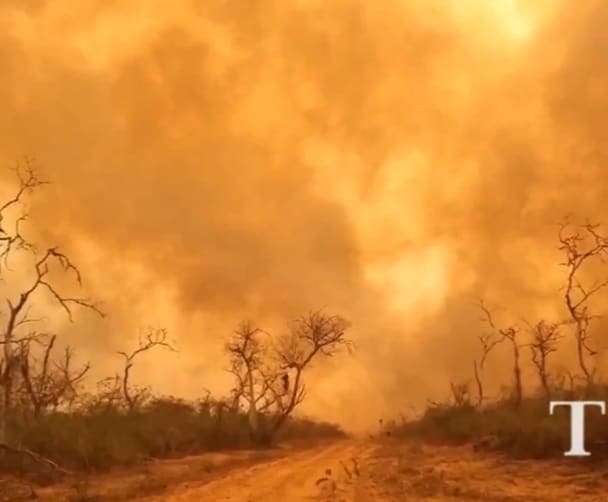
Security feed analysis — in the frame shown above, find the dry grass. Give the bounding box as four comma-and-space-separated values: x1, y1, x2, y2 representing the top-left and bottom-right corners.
366, 439, 608, 501
393, 384, 608, 459
0, 395, 345, 478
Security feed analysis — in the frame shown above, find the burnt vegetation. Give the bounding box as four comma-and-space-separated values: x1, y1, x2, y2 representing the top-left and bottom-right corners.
0, 165, 346, 478
393, 218, 608, 459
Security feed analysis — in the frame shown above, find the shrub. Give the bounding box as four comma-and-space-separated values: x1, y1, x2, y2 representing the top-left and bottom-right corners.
0, 395, 345, 474
394, 387, 608, 459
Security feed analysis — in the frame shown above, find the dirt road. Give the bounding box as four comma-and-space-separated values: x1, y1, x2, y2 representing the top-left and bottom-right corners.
15, 439, 608, 501
145, 440, 377, 501
142, 439, 608, 501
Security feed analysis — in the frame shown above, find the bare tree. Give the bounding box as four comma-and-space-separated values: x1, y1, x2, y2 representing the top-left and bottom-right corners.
117, 328, 175, 413
225, 321, 270, 438
272, 311, 352, 433
479, 300, 523, 406
527, 320, 562, 400
558, 220, 608, 386
472, 330, 503, 407
226, 310, 352, 445
17, 334, 90, 417
0, 164, 103, 445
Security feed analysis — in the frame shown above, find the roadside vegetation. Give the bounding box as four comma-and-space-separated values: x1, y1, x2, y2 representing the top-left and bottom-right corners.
391, 218, 608, 459
0, 164, 347, 479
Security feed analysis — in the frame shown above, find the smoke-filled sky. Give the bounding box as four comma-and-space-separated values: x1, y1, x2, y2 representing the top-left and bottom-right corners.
1, 0, 608, 431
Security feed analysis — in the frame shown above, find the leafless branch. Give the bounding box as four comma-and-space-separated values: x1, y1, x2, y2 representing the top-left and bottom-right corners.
557, 218, 608, 384
0, 442, 71, 475
17, 334, 90, 416
478, 300, 522, 406
527, 320, 562, 399
0, 160, 49, 273
117, 328, 175, 413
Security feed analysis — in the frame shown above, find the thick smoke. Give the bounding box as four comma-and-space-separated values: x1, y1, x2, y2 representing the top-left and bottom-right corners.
1, 0, 607, 430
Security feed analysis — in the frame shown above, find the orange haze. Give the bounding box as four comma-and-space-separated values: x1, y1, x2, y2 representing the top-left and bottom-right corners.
1, 0, 607, 431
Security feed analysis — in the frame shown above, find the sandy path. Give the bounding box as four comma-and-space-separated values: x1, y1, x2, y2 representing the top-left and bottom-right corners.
9, 439, 608, 500
150, 439, 608, 502
144, 440, 377, 501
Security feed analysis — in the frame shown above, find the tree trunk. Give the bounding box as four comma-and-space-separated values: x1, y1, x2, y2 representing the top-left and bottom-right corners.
0, 404, 6, 444
512, 342, 522, 406
576, 321, 593, 386
1, 342, 16, 445
473, 360, 483, 407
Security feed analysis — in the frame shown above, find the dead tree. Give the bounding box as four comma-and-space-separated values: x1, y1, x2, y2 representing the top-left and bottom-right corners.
479, 300, 523, 406
472, 330, 503, 407
558, 220, 608, 386
272, 311, 352, 433
225, 321, 274, 440
117, 328, 175, 413
17, 334, 90, 417
0, 164, 103, 444
527, 320, 562, 400
226, 310, 352, 445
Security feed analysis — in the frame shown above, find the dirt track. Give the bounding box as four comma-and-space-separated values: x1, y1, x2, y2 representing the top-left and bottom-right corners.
146, 440, 377, 501
142, 439, 608, 501
12, 439, 608, 501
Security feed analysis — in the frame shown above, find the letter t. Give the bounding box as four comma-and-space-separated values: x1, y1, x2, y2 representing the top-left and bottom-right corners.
550, 401, 606, 456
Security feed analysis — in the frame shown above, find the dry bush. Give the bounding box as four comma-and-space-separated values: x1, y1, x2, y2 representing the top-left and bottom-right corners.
0, 393, 345, 475
396, 375, 608, 459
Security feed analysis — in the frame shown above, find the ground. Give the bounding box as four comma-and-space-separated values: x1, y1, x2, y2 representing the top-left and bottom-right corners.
4, 439, 608, 501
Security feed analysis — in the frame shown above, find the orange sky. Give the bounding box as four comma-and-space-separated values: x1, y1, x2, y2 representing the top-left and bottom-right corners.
1, 0, 608, 431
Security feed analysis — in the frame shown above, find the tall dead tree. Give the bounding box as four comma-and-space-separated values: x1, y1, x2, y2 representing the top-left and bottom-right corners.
117, 328, 175, 413
528, 320, 562, 400
225, 321, 270, 438
558, 220, 608, 386
226, 310, 352, 445
0, 164, 103, 444
479, 300, 523, 406
472, 330, 503, 407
